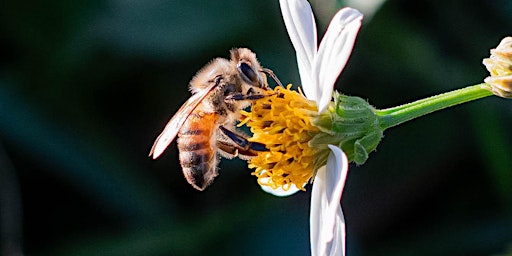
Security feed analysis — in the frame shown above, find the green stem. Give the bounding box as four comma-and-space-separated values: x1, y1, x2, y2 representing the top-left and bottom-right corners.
376, 83, 493, 130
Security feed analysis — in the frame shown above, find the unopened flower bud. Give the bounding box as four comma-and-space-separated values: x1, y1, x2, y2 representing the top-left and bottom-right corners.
483, 37, 512, 98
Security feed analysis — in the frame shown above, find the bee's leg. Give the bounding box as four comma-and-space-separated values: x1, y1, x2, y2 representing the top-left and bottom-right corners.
219, 126, 267, 151
217, 140, 248, 159
216, 140, 238, 158
260, 68, 283, 87
216, 140, 264, 160
225, 88, 282, 101
217, 126, 267, 159
225, 93, 272, 101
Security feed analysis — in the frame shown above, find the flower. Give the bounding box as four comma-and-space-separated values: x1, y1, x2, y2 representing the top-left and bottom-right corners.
241, 0, 363, 255
240, 85, 322, 193
483, 36, 512, 98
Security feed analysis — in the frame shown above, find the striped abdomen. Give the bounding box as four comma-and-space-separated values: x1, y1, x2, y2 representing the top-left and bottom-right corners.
177, 111, 219, 191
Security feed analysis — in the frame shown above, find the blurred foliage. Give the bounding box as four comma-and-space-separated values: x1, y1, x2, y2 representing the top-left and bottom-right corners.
0, 0, 511, 255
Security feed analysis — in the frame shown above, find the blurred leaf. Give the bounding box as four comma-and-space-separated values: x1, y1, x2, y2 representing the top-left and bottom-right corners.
470, 103, 512, 214
94, 0, 277, 60
0, 82, 173, 223
46, 193, 309, 256
365, 217, 512, 256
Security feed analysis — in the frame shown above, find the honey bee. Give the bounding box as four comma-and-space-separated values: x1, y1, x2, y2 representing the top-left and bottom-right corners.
149, 48, 281, 191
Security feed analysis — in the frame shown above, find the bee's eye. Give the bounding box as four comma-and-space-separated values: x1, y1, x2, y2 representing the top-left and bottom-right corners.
238, 62, 259, 85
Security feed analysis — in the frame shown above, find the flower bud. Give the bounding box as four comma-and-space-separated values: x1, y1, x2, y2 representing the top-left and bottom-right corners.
483, 37, 512, 98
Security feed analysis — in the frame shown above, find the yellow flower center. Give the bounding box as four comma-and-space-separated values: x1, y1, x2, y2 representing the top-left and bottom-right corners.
239, 85, 320, 191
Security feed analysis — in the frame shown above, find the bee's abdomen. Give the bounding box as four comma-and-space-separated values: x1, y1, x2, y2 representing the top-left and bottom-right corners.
177, 112, 218, 191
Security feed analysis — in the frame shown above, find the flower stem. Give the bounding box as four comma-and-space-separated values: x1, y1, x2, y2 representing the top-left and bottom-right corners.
376, 83, 493, 130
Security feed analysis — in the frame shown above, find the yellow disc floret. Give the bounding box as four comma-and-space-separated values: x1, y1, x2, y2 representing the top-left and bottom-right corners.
239, 85, 321, 191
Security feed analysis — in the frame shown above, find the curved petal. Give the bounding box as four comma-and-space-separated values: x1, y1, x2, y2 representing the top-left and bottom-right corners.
261, 184, 301, 197
314, 8, 363, 113
279, 0, 318, 100
310, 145, 349, 256
259, 175, 301, 196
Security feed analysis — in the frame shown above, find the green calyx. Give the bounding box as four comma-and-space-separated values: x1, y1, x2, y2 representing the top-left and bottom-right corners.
309, 84, 495, 166
311, 93, 383, 165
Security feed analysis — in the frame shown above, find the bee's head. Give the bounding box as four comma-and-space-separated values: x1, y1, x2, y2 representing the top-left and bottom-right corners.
230, 48, 268, 89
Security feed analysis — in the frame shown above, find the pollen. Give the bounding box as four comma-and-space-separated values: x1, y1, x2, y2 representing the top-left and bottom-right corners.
239, 85, 320, 191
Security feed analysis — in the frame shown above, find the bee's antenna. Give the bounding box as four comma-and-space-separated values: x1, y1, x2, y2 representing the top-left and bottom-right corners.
261, 68, 284, 88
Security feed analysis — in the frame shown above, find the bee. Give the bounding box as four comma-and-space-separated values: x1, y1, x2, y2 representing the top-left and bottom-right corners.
149, 48, 282, 191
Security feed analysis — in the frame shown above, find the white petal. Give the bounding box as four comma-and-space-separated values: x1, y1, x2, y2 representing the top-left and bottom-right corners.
314, 8, 363, 113
310, 145, 349, 256
259, 175, 301, 196
260, 184, 301, 197
330, 207, 346, 255
296, 58, 316, 101
279, 0, 318, 100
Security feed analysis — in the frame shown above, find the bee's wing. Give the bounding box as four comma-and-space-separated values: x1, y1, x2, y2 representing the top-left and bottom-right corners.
149, 83, 217, 159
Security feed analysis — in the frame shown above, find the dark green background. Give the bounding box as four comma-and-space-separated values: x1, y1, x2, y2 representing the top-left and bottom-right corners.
1, 0, 511, 255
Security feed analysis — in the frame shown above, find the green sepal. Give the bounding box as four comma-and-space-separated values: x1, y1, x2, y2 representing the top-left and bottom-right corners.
311, 93, 384, 165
